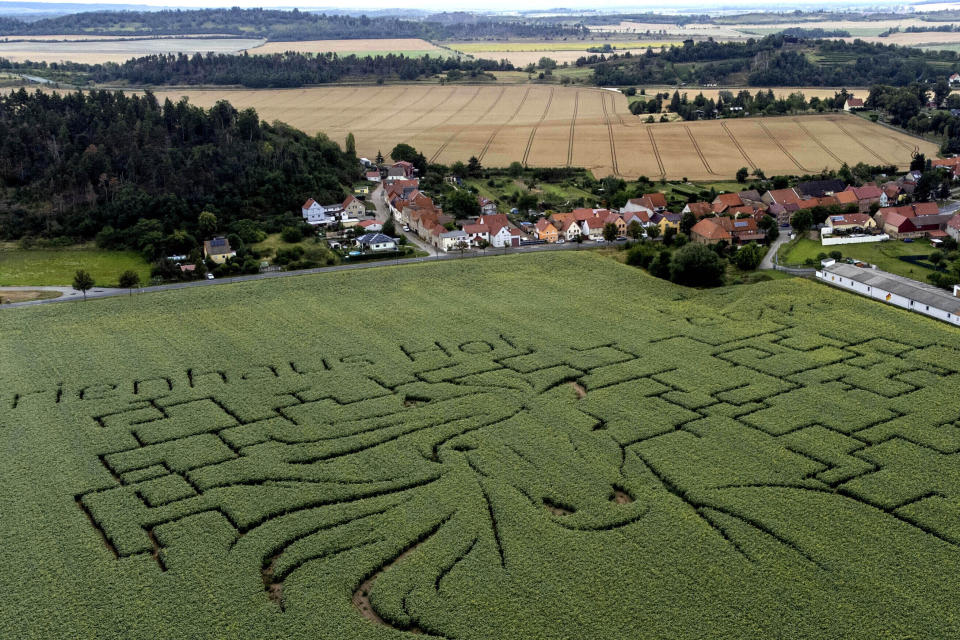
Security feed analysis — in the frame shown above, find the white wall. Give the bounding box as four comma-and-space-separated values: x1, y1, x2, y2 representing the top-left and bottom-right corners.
820, 234, 889, 246
817, 270, 960, 325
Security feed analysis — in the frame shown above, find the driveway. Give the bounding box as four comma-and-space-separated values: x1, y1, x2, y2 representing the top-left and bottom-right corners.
760, 232, 789, 270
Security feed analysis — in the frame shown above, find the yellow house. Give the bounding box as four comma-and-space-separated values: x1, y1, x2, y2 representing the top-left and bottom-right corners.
607, 215, 627, 237
203, 237, 235, 264
534, 218, 559, 243
354, 185, 370, 196
656, 212, 681, 235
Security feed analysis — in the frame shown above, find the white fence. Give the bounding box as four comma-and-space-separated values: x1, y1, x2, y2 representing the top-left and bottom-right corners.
820, 234, 889, 246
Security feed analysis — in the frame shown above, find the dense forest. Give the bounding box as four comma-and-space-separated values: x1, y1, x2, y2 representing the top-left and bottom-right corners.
0, 88, 359, 256
591, 36, 960, 87
0, 52, 514, 87
0, 7, 586, 40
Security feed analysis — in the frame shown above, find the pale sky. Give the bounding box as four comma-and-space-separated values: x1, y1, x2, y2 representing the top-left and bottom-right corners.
15, 0, 906, 12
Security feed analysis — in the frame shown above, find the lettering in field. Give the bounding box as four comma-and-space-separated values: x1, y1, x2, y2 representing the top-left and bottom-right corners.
67, 332, 960, 636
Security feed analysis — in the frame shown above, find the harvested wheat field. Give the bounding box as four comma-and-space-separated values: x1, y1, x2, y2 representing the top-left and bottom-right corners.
144, 85, 935, 179
0, 37, 265, 64
246, 38, 446, 56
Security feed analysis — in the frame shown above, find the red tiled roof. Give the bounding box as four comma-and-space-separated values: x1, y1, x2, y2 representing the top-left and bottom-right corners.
644, 192, 668, 208
766, 188, 801, 204
302, 198, 317, 209
686, 202, 714, 217
834, 191, 858, 205
691, 218, 732, 241
713, 193, 743, 208
846, 97, 864, 108
913, 202, 939, 216
463, 224, 489, 234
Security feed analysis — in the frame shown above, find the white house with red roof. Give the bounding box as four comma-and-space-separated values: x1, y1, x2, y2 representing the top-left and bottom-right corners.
844, 97, 865, 111
301, 198, 331, 225
357, 219, 383, 232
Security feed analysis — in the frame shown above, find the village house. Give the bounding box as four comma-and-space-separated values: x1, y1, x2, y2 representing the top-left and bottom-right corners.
559, 218, 582, 241
825, 213, 876, 233
761, 188, 802, 207
357, 219, 383, 233
356, 233, 397, 252
844, 97, 865, 111
623, 193, 667, 215
683, 201, 714, 219
463, 222, 490, 246
301, 198, 331, 226
203, 237, 235, 264
690, 216, 763, 246
387, 161, 416, 180
580, 217, 607, 241
796, 179, 846, 199
534, 219, 559, 243
655, 212, 682, 235
365, 170, 382, 183
477, 214, 520, 248
478, 197, 498, 215
843, 184, 883, 212
947, 214, 960, 241
712, 192, 744, 213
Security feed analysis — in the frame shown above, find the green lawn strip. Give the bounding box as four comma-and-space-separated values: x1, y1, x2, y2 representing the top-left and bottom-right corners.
0, 248, 150, 287
780, 236, 937, 280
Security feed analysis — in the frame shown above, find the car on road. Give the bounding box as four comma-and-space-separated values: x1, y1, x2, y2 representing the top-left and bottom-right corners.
206, 273, 215, 280
403, 225, 410, 232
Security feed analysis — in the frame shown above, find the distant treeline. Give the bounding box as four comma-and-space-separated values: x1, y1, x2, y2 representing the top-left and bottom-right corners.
590, 35, 960, 87
780, 27, 851, 38
0, 88, 359, 252
0, 7, 586, 41
0, 52, 514, 87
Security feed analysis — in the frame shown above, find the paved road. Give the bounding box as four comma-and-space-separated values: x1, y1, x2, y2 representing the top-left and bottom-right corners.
371, 184, 438, 256
0, 239, 606, 310
760, 232, 790, 270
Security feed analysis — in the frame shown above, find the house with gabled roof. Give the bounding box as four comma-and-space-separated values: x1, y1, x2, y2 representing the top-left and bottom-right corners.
302, 198, 332, 226
203, 236, 236, 264
580, 217, 607, 240
947, 214, 960, 241
844, 97, 864, 111
559, 218, 582, 241
762, 188, 802, 206
690, 218, 732, 245
797, 179, 847, 199
844, 184, 883, 212
825, 213, 876, 232
534, 218, 559, 243
712, 193, 743, 213
477, 196, 498, 215
683, 201, 714, 219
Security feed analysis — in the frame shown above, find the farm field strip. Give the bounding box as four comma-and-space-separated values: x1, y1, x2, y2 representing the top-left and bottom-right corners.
247, 38, 444, 56
7, 252, 960, 638
134, 85, 938, 179
0, 37, 265, 63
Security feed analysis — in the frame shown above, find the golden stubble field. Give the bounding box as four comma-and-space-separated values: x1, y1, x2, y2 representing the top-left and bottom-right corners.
0, 37, 265, 63
141, 85, 935, 180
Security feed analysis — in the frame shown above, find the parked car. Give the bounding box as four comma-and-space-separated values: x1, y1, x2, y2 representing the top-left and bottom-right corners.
402, 225, 411, 232
206, 273, 215, 280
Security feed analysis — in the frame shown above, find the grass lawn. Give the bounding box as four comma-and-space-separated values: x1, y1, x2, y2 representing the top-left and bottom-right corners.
779, 236, 938, 280
463, 177, 598, 211
0, 248, 150, 287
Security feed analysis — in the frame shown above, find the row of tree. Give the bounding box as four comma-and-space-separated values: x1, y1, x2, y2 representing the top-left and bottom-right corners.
1, 52, 514, 88
0, 88, 360, 256
0, 8, 586, 41
591, 36, 960, 88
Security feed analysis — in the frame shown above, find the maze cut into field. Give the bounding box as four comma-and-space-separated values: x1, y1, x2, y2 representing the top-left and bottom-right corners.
5, 251, 960, 639
143, 85, 934, 180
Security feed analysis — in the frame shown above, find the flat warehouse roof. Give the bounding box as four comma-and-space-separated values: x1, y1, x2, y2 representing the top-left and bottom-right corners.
824, 263, 960, 314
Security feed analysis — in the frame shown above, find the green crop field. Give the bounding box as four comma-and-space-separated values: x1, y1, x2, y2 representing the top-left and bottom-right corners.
3, 251, 960, 638
0, 248, 151, 287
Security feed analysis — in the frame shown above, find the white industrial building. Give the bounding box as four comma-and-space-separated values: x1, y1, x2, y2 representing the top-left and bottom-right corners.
816, 260, 960, 326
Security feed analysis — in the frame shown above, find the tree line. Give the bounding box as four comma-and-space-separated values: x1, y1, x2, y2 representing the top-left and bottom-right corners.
0, 88, 360, 259
0, 8, 585, 41
590, 36, 960, 88
0, 52, 514, 88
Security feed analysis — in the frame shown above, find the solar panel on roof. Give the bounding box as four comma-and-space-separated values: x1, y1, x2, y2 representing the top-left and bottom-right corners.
734, 221, 747, 227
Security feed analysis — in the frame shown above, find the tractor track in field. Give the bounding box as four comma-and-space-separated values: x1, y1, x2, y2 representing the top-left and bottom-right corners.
427, 85, 482, 131
684, 125, 718, 176
522, 87, 554, 167
720, 121, 756, 171
429, 86, 506, 164
758, 120, 814, 173
478, 86, 531, 163
375, 85, 442, 131
600, 92, 621, 176
566, 91, 579, 166
827, 116, 894, 166
793, 118, 845, 165
333, 86, 393, 129
646, 126, 666, 179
